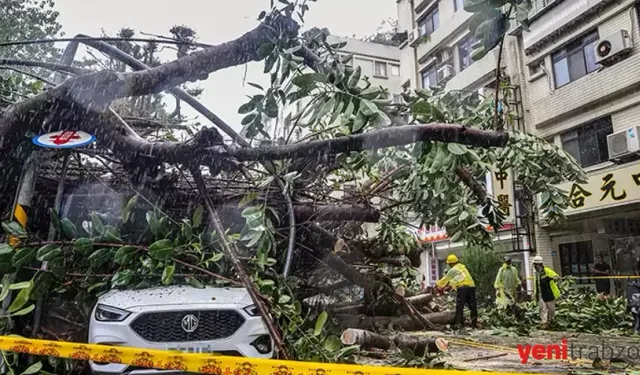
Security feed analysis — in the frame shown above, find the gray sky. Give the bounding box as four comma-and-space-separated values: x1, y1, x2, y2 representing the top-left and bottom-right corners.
53, 0, 396, 133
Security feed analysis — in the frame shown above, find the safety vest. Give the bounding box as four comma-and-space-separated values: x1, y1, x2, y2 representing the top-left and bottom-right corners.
494, 264, 520, 296
436, 263, 475, 290
533, 266, 561, 301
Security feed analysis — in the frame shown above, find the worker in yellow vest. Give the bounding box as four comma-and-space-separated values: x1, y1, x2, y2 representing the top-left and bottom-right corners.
532, 256, 560, 328
435, 254, 477, 329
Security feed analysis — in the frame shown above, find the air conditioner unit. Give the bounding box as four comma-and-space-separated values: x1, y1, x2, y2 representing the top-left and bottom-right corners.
437, 64, 453, 82
595, 30, 633, 67
607, 126, 640, 160
408, 28, 421, 45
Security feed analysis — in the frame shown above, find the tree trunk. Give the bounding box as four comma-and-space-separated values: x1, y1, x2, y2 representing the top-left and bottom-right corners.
406, 293, 434, 305
393, 334, 448, 356
341, 329, 392, 350
335, 311, 455, 331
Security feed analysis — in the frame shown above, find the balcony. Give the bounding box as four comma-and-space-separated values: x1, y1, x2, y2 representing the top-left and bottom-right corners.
445, 48, 504, 92
416, 9, 472, 64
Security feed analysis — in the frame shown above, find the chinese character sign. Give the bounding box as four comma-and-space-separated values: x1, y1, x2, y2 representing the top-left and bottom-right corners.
491, 168, 515, 223
556, 164, 640, 214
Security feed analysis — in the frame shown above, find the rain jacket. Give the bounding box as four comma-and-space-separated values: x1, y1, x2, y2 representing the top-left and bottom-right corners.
533, 266, 561, 302
494, 263, 521, 299
436, 263, 475, 290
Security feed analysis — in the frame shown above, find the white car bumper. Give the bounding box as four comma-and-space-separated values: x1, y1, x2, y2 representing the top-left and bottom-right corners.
88, 303, 273, 375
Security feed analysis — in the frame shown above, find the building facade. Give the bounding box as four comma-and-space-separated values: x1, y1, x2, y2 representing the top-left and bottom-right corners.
398, 0, 640, 295
513, 0, 640, 294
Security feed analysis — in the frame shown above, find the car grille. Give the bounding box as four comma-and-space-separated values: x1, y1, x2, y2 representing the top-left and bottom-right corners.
130, 310, 245, 342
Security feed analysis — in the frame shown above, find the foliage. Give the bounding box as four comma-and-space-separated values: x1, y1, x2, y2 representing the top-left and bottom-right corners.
363, 18, 401, 47
460, 245, 503, 305
481, 278, 633, 336
0, 0, 62, 106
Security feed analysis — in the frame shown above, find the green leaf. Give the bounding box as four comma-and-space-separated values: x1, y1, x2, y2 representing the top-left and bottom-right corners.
211, 252, 224, 262
352, 111, 367, 132
90, 212, 105, 235
114, 246, 138, 265
279, 294, 291, 304
74, 238, 93, 254
241, 113, 258, 126
238, 101, 257, 114
20, 361, 42, 375
60, 218, 77, 239
188, 207, 203, 230
257, 42, 274, 59
187, 276, 205, 289
8, 280, 32, 313
359, 99, 378, 117
10, 282, 31, 290
314, 311, 328, 336
48, 257, 65, 278
348, 65, 361, 87
238, 192, 259, 208
101, 225, 122, 242
88, 248, 112, 268
11, 304, 35, 317
292, 73, 323, 88
459, 211, 470, 221
30, 272, 53, 301
162, 265, 175, 285
146, 211, 161, 237
2, 221, 26, 237
0, 244, 13, 255
0, 275, 10, 302
448, 143, 468, 155
149, 239, 174, 261
12, 248, 35, 268
323, 335, 342, 351
122, 195, 138, 223
87, 282, 106, 293
36, 244, 61, 262
111, 270, 133, 287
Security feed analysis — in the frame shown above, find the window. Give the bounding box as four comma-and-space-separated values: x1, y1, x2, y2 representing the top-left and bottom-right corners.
421, 65, 438, 88
458, 35, 479, 71
559, 241, 594, 284
390, 64, 400, 76
374, 61, 387, 77
552, 31, 599, 88
561, 116, 612, 168
454, 0, 465, 11
418, 7, 439, 37
392, 94, 403, 104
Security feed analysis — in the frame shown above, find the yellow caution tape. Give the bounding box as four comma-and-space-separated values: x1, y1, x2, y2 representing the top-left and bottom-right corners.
525, 275, 640, 280
0, 336, 552, 375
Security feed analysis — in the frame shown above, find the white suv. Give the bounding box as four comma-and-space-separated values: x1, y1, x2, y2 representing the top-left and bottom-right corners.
88, 285, 274, 374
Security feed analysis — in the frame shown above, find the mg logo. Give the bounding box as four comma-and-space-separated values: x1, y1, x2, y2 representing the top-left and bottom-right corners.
181, 314, 199, 333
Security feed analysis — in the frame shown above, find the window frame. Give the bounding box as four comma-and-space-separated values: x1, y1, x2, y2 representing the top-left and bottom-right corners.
454, 0, 464, 12
551, 30, 599, 88
421, 64, 439, 89
390, 64, 400, 76
374, 61, 388, 77
457, 34, 478, 71
560, 116, 613, 168
418, 6, 439, 37
559, 241, 594, 285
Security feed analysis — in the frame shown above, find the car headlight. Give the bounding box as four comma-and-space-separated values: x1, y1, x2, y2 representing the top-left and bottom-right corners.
243, 304, 259, 316
95, 304, 131, 322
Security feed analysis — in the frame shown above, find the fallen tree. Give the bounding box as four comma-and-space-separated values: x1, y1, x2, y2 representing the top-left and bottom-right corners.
341, 328, 448, 356
334, 311, 456, 331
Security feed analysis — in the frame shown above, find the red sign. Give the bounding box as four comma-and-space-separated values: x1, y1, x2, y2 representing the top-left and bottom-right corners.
50, 130, 81, 145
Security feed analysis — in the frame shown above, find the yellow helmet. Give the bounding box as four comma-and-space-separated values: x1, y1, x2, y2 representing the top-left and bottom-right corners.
446, 254, 458, 264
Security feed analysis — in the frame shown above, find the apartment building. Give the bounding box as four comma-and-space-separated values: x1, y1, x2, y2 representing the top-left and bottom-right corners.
395, 0, 531, 288
508, 0, 640, 294
269, 34, 403, 141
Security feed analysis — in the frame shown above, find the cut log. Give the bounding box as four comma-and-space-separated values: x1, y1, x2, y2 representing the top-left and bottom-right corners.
331, 304, 366, 315
341, 329, 392, 350
405, 293, 434, 305
335, 311, 455, 331
393, 334, 449, 356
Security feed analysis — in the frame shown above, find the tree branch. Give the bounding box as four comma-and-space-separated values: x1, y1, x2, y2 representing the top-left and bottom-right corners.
224, 124, 509, 161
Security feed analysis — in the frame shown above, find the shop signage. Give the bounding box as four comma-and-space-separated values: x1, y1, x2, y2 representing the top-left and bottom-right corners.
556, 163, 640, 215
429, 245, 438, 283
33, 130, 95, 149
491, 167, 515, 224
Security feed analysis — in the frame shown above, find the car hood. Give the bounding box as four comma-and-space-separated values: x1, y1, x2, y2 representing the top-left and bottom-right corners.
97, 285, 253, 310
